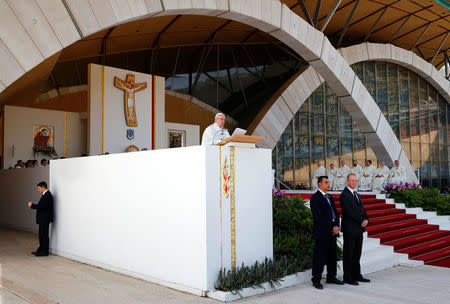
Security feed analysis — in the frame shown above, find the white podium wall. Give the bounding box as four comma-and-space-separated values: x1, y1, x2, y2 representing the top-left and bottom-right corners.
49, 145, 272, 292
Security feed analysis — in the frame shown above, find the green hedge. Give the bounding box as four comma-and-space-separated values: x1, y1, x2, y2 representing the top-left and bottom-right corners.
273, 196, 314, 263
215, 195, 342, 291
387, 188, 450, 215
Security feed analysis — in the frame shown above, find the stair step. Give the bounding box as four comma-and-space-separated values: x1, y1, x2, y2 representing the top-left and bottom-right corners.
368, 214, 417, 227
366, 219, 428, 236
427, 256, 450, 267
362, 199, 387, 204
398, 236, 450, 258
413, 246, 450, 262
367, 208, 405, 218
364, 204, 396, 211
334, 199, 386, 208
373, 224, 439, 243
384, 230, 450, 251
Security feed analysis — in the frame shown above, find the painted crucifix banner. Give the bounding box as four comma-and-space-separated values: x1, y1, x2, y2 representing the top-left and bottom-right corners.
88, 64, 165, 155
114, 74, 147, 127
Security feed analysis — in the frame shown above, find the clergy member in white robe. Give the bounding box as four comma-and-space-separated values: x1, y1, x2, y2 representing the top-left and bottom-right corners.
327, 163, 337, 191
334, 160, 350, 191
350, 160, 363, 189
311, 161, 326, 190
359, 160, 376, 191
372, 161, 390, 193
201, 113, 230, 145
388, 160, 406, 184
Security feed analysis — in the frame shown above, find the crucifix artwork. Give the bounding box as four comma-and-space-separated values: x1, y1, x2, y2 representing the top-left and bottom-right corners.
114, 74, 147, 127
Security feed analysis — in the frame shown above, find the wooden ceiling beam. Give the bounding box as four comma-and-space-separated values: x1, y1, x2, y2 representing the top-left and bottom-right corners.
313, 0, 322, 27
429, 32, 449, 64
363, 4, 390, 42
320, 0, 342, 32
336, 0, 360, 48
370, 5, 433, 36
409, 22, 432, 50
388, 13, 412, 43
392, 15, 448, 42
318, 0, 357, 22
416, 30, 448, 47
298, 0, 314, 26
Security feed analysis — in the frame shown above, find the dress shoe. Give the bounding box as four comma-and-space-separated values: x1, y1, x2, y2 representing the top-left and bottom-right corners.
326, 277, 344, 285
356, 277, 370, 283
34, 252, 48, 257
312, 282, 324, 289
344, 280, 359, 285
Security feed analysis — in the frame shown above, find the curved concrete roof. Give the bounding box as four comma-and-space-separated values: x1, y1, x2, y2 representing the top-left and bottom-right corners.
0, 0, 419, 182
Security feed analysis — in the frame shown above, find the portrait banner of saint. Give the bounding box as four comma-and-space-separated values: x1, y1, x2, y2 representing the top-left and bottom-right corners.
114, 74, 147, 127
33, 126, 54, 149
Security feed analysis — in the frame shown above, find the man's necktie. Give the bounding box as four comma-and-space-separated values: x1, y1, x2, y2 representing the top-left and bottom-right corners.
354, 191, 360, 204
325, 194, 336, 221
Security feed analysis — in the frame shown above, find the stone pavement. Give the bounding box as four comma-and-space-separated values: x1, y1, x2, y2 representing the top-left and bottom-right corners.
1, 227, 449, 304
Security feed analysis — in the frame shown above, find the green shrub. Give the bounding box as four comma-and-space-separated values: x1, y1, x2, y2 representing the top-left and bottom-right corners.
388, 188, 450, 215
215, 195, 343, 292
214, 256, 308, 292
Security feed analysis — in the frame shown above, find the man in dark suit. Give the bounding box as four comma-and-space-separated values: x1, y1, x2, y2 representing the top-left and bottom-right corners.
340, 173, 370, 285
310, 176, 344, 289
27, 181, 54, 257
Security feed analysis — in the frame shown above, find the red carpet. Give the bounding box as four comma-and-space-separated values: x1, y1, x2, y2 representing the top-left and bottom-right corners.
286, 192, 450, 268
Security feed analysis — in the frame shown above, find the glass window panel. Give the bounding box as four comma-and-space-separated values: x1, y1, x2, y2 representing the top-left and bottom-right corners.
295, 158, 310, 187
376, 62, 387, 104
327, 91, 338, 115
298, 113, 309, 134
366, 144, 377, 166
419, 78, 428, 110
429, 88, 438, 111
340, 109, 352, 137
387, 64, 398, 114
295, 135, 309, 158
431, 162, 439, 178
430, 144, 438, 161
400, 110, 410, 139
400, 88, 409, 109
421, 143, 430, 161
439, 144, 447, 162
312, 114, 324, 135
283, 133, 293, 157
421, 162, 431, 179
341, 138, 353, 160
353, 137, 364, 153
312, 136, 324, 159
327, 115, 338, 135
283, 157, 294, 182
300, 98, 310, 112
364, 62, 376, 99
399, 67, 409, 88
312, 93, 323, 113
411, 142, 421, 161
327, 137, 339, 158
389, 114, 399, 137
353, 62, 363, 80
440, 161, 449, 179
401, 141, 411, 160
276, 156, 283, 180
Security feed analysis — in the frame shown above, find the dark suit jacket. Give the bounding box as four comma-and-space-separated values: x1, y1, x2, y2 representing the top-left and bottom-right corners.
31, 190, 54, 224
339, 187, 369, 234
310, 190, 340, 239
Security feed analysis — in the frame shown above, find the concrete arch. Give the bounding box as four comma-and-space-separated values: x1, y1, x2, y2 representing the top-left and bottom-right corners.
251, 44, 450, 152
0, 0, 417, 181
339, 43, 450, 103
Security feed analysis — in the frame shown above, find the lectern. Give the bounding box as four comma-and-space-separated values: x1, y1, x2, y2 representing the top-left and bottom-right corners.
49, 139, 273, 294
